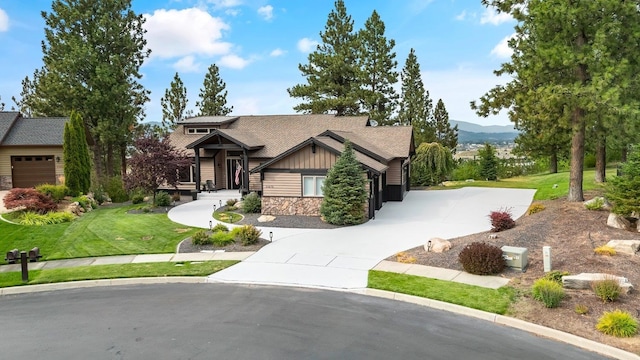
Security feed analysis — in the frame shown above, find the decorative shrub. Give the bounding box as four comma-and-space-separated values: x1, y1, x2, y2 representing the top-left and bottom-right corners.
531, 278, 565, 308
92, 186, 107, 204
596, 310, 638, 337
242, 192, 262, 213
211, 231, 235, 246
527, 203, 545, 215
212, 223, 229, 233
593, 245, 616, 256
592, 277, 621, 303
105, 176, 129, 203
542, 270, 570, 284
226, 198, 238, 207
489, 209, 515, 232
234, 224, 262, 246
35, 184, 69, 202
3, 188, 57, 214
574, 304, 589, 315
458, 242, 505, 275
584, 197, 604, 211
154, 191, 172, 207
191, 229, 212, 245
131, 192, 145, 204
396, 252, 416, 264
19, 211, 75, 225
77, 195, 97, 211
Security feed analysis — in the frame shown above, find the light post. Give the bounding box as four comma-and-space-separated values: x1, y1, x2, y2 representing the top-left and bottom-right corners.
213, 204, 216, 212
269, 231, 273, 242
219, 199, 222, 208
209, 220, 212, 231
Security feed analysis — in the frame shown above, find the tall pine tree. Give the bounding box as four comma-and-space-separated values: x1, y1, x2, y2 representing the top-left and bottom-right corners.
161, 72, 188, 131
357, 10, 398, 124
288, 0, 360, 115
196, 64, 233, 116
433, 99, 457, 153
397, 49, 435, 145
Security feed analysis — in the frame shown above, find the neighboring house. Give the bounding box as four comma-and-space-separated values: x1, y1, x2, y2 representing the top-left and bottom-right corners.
0, 111, 68, 190
168, 114, 415, 219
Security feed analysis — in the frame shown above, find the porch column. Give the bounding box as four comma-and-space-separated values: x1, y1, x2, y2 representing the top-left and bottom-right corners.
194, 147, 201, 191
242, 148, 249, 194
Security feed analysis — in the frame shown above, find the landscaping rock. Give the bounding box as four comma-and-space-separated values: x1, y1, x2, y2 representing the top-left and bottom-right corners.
584, 196, 610, 210
606, 212, 633, 231
562, 273, 634, 294
424, 237, 452, 253
257, 215, 276, 223
605, 240, 640, 255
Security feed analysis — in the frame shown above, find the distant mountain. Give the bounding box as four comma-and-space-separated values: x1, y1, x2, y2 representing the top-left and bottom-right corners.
457, 130, 518, 144
450, 120, 516, 134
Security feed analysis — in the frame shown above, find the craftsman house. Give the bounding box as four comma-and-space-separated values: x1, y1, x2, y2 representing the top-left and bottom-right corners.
0, 111, 68, 189
169, 114, 415, 219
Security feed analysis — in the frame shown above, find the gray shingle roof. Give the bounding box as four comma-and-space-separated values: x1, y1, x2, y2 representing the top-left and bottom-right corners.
2, 117, 68, 146
0, 111, 20, 144
179, 116, 239, 125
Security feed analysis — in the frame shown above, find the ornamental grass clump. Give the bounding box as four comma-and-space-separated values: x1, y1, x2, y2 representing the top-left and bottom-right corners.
593, 245, 616, 256
596, 310, 638, 337
531, 278, 565, 308
592, 277, 621, 303
211, 231, 235, 246
458, 242, 505, 275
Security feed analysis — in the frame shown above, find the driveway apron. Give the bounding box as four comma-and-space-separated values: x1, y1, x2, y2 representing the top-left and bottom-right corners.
169, 187, 536, 289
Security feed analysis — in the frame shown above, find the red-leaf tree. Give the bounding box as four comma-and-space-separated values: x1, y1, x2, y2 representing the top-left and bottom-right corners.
3, 188, 58, 214
124, 135, 190, 202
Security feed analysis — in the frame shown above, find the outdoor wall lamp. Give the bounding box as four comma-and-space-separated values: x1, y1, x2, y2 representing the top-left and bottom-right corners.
269, 231, 273, 242
55, 156, 61, 163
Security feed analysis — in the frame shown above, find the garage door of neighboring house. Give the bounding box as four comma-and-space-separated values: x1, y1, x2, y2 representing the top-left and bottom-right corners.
11, 155, 56, 188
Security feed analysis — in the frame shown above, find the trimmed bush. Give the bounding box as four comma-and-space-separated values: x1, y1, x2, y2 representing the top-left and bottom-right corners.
212, 223, 229, 233
458, 242, 505, 275
593, 245, 616, 256
35, 184, 69, 203
191, 229, 212, 245
19, 211, 75, 225
531, 278, 565, 308
154, 191, 171, 207
489, 209, 515, 232
592, 277, 621, 303
584, 197, 604, 211
105, 176, 129, 203
211, 231, 235, 246
527, 203, 545, 215
234, 224, 262, 246
131, 192, 145, 204
542, 270, 570, 284
226, 198, 238, 207
92, 186, 107, 204
596, 310, 638, 337
4, 188, 57, 214
242, 192, 261, 213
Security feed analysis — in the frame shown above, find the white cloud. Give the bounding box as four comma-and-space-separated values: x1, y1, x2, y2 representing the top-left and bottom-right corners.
490, 34, 515, 59
173, 56, 201, 73
270, 48, 285, 57
297, 37, 318, 53
0, 8, 9, 32
455, 10, 466, 21
257, 5, 273, 21
219, 54, 251, 69
143, 8, 232, 59
480, 7, 513, 26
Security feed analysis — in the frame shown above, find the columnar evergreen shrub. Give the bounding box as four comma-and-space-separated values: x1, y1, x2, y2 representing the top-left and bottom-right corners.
63, 110, 91, 195
606, 144, 640, 216
320, 140, 367, 225
458, 242, 505, 275
478, 143, 498, 181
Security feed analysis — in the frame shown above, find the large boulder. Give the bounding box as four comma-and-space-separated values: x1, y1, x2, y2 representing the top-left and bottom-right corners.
257, 215, 276, 223
424, 237, 452, 253
607, 213, 634, 231
562, 273, 634, 294
605, 240, 640, 256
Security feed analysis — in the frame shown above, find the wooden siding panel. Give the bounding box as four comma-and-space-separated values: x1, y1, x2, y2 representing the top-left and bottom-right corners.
387, 159, 402, 185
248, 159, 261, 192
269, 145, 337, 170
262, 172, 300, 197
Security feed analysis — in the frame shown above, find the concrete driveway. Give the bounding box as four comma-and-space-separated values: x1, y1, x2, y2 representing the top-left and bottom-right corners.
0, 190, 8, 214
169, 187, 536, 289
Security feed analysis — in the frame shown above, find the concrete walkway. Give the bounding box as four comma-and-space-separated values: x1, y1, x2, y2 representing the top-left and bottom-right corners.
169, 187, 536, 289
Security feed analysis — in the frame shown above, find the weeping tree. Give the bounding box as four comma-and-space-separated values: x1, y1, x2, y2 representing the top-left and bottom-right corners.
411, 142, 454, 186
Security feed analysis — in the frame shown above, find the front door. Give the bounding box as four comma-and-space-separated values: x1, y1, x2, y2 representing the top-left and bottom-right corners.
227, 158, 243, 190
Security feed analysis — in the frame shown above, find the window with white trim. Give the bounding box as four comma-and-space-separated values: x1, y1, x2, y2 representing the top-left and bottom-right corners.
303, 176, 325, 197
187, 128, 212, 134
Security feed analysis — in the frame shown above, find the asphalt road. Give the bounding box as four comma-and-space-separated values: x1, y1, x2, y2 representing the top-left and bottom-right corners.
0, 284, 607, 360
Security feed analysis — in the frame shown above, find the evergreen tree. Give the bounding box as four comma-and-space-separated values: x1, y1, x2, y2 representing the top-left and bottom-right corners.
320, 140, 367, 225
606, 145, 640, 216
161, 72, 188, 131
357, 10, 398, 124
196, 64, 233, 116
11, 76, 36, 117
63, 110, 91, 195
0, 96, 4, 111
397, 49, 435, 145
478, 143, 498, 181
411, 142, 454, 186
433, 99, 457, 153
288, 0, 360, 115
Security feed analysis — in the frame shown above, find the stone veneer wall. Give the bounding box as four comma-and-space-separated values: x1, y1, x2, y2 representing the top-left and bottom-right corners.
0, 176, 12, 190
262, 196, 324, 216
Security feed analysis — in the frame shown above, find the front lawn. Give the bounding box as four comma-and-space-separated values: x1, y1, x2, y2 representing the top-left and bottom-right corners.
0, 204, 198, 262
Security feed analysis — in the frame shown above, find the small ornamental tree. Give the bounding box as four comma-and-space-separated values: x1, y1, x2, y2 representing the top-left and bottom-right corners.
478, 143, 498, 181
124, 135, 190, 203
411, 142, 454, 186
320, 140, 367, 225
3, 188, 57, 214
606, 144, 640, 216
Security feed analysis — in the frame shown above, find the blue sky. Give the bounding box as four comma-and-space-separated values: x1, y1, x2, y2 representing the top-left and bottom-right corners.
0, 0, 515, 125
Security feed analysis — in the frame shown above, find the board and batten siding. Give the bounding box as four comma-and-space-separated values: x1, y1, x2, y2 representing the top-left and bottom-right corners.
386, 159, 402, 185
248, 159, 262, 192
271, 145, 337, 170
0, 147, 64, 178
262, 172, 301, 197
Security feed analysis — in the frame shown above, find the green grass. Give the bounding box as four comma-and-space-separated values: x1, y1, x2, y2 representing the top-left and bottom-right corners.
0, 260, 237, 288
443, 168, 612, 200
213, 211, 243, 223
368, 270, 516, 314
0, 204, 197, 263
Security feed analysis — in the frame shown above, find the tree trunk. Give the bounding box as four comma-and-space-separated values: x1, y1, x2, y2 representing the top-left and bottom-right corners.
549, 152, 558, 174
595, 137, 606, 183
568, 107, 585, 202
120, 143, 127, 178
621, 146, 628, 162
93, 139, 104, 182
106, 142, 114, 177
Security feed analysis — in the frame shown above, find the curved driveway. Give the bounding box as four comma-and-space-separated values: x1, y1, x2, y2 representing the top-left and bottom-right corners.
0, 284, 605, 360
169, 188, 536, 289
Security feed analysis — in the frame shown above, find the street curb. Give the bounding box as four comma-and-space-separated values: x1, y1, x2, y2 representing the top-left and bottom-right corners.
360, 289, 640, 360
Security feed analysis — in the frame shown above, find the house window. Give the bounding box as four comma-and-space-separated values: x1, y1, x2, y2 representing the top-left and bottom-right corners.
178, 164, 195, 183
303, 176, 325, 197
187, 128, 212, 134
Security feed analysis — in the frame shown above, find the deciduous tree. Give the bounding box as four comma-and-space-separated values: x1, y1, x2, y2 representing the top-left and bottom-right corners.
196, 64, 232, 116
